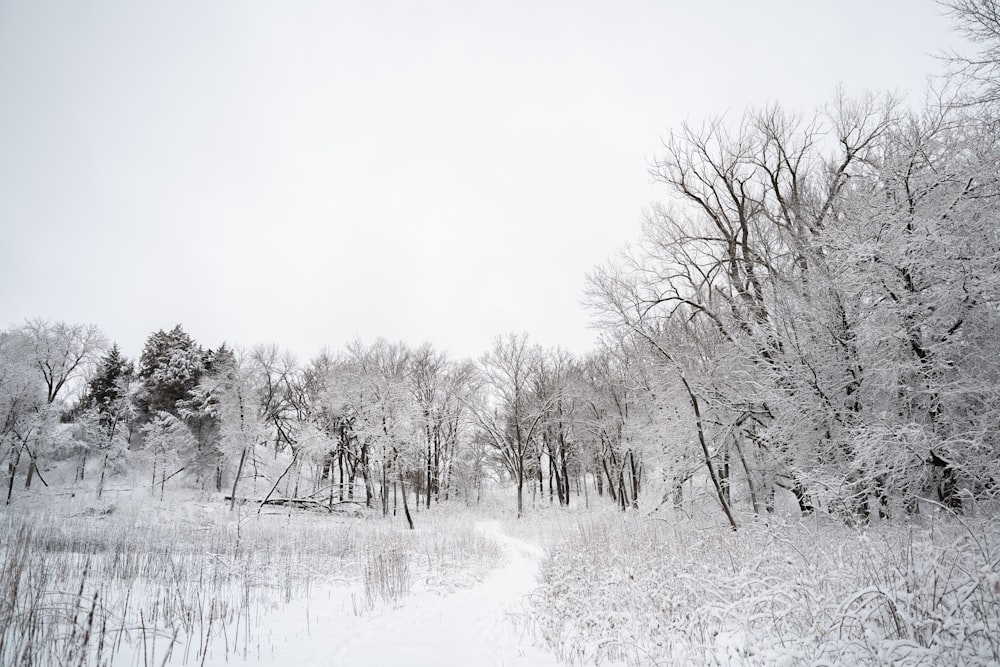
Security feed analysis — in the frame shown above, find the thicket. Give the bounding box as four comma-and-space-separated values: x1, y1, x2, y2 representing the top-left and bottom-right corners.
534, 511, 1000, 666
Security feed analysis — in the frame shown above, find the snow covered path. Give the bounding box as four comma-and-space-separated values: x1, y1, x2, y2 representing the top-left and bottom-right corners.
205, 520, 561, 667
330, 520, 560, 666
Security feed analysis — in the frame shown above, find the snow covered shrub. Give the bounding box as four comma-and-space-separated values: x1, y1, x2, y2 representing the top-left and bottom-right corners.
418, 517, 505, 590
364, 530, 412, 606
535, 513, 1000, 666
836, 521, 1000, 664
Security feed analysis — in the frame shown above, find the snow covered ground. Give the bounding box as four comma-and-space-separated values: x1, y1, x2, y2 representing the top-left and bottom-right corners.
331, 522, 558, 667
0, 489, 570, 667
4, 486, 998, 666
191, 520, 561, 667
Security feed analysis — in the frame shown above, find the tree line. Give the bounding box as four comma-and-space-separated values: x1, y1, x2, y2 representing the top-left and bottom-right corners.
0, 322, 649, 520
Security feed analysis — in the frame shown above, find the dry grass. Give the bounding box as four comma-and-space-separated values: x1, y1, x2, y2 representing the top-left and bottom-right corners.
533, 510, 1000, 666
0, 495, 505, 665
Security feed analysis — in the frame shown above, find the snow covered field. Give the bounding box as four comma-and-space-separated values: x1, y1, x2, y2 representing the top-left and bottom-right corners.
0, 489, 525, 666
2, 486, 999, 666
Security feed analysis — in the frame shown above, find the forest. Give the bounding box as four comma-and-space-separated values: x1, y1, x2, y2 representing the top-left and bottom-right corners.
2, 1, 1000, 665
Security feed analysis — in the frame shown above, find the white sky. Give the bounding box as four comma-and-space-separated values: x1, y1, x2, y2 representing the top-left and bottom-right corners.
0, 0, 968, 363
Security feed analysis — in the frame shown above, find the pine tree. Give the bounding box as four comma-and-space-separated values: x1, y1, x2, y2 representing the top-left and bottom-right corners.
177, 343, 234, 490
77, 344, 137, 497
85, 344, 134, 425
138, 325, 207, 417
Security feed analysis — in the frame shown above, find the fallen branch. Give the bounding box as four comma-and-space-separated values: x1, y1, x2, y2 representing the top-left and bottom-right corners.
224, 496, 365, 512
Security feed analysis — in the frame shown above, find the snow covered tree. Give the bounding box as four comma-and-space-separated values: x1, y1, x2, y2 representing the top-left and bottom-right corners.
84, 344, 133, 418
589, 75, 1000, 524
343, 339, 419, 527
137, 325, 206, 418
409, 344, 474, 507
179, 344, 234, 489
79, 344, 136, 497
941, 0, 1000, 106
141, 411, 195, 499
5, 319, 107, 491
471, 333, 556, 518
0, 329, 48, 504
825, 100, 1000, 512
531, 347, 580, 507
575, 342, 662, 511
195, 348, 269, 510
248, 343, 300, 455
299, 349, 365, 503
587, 96, 898, 526
19, 318, 106, 406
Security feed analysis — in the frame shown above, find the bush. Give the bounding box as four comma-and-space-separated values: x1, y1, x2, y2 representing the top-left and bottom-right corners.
534, 513, 1000, 666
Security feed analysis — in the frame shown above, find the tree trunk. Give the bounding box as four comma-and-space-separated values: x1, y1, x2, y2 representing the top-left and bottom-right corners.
229, 447, 248, 512
929, 449, 963, 511
683, 378, 738, 531
328, 466, 336, 511
516, 463, 524, 518
560, 447, 571, 507
618, 469, 628, 510
381, 466, 389, 517
601, 458, 616, 501
6, 447, 19, 505
426, 443, 432, 509
719, 444, 731, 508
629, 451, 641, 509
338, 448, 345, 502
399, 474, 414, 529
362, 445, 372, 507
433, 444, 441, 503
77, 449, 88, 483
791, 482, 814, 515
734, 435, 760, 514
97, 453, 109, 500
548, 456, 555, 505
538, 456, 543, 495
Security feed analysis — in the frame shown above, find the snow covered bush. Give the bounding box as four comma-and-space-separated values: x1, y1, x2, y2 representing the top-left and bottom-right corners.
418, 515, 505, 591
364, 531, 411, 606
534, 512, 1000, 666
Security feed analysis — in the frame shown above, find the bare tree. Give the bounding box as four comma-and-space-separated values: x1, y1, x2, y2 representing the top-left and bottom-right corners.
344, 339, 418, 527
940, 0, 1000, 105
409, 344, 473, 507
588, 97, 899, 525
0, 330, 46, 504
10, 320, 107, 489
532, 348, 580, 507
468, 333, 556, 518
20, 319, 106, 405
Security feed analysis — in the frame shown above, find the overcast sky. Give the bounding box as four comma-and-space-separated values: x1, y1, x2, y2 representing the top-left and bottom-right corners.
0, 0, 967, 363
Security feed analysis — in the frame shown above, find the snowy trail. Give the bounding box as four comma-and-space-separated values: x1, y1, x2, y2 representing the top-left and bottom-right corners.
329, 520, 560, 666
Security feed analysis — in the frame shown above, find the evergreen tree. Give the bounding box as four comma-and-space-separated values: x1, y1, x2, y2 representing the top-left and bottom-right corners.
77, 344, 136, 497
178, 343, 234, 490
138, 325, 206, 417
85, 344, 134, 425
